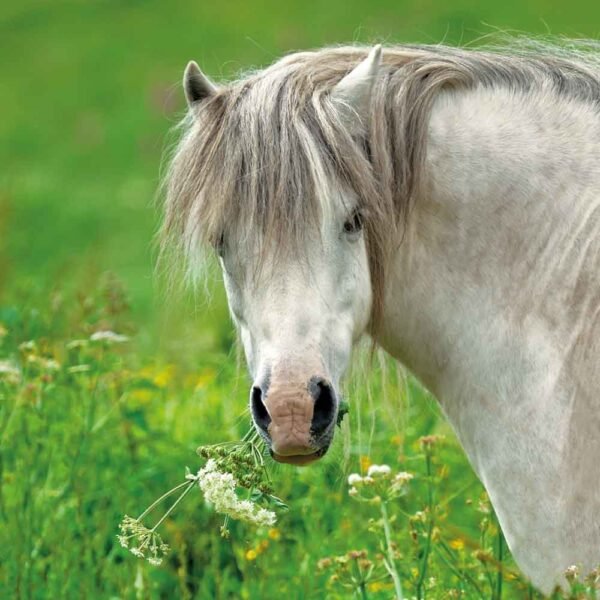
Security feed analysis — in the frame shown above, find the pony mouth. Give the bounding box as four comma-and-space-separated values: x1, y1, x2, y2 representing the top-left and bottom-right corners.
270, 446, 329, 466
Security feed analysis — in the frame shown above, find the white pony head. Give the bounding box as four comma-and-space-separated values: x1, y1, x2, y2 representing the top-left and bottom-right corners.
163, 46, 389, 464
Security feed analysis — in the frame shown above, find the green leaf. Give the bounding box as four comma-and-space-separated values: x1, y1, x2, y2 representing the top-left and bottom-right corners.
250, 489, 265, 502
336, 399, 350, 428
267, 494, 289, 510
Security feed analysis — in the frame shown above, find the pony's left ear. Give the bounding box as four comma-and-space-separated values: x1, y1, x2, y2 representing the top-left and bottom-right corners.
183, 60, 218, 108
330, 44, 382, 133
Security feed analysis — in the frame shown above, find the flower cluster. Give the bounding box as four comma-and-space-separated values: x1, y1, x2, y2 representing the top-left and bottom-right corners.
317, 549, 386, 595
117, 515, 170, 566
347, 464, 414, 502
17, 340, 61, 377
0, 360, 20, 385
90, 330, 130, 344
117, 430, 286, 566
196, 459, 276, 527
197, 440, 273, 494
562, 564, 600, 595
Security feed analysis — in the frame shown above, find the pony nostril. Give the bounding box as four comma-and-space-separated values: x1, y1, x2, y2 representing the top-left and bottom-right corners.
250, 386, 271, 433
310, 378, 336, 436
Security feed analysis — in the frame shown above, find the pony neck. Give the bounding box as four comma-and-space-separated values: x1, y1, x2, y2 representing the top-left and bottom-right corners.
375, 84, 600, 592
378, 82, 600, 402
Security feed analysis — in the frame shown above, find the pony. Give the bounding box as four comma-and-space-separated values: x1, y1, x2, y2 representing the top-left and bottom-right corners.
160, 40, 600, 592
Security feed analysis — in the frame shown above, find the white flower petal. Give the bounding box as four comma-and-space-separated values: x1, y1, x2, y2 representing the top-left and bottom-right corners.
90, 330, 130, 343
347, 473, 363, 486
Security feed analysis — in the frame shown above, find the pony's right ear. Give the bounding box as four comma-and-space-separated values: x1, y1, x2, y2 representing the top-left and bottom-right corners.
183, 61, 217, 108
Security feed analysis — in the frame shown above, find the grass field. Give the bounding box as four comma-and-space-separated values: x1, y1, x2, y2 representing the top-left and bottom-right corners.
2, 1, 600, 598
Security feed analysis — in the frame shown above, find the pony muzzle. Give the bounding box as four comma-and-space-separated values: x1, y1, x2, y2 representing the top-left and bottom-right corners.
250, 375, 337, 465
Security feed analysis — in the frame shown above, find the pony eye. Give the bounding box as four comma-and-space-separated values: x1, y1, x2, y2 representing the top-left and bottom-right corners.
343, 210, 363, 235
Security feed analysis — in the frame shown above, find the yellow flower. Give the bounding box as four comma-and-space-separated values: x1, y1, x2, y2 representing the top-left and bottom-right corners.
360, 455, 371, 472
368, 582, 393, 592
267, 528, 281, 541
339, 519, 351, 531
194, 369, 216, 390
258, 540, 269, 553
245, 549, 258, 561
130, 389, 152, 404
449, 538, 465, 550
153, 365, 176, 389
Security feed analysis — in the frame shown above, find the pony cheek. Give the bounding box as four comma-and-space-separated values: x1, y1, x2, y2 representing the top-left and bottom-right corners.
337, 268, 372, 339
239, 327, 257, 378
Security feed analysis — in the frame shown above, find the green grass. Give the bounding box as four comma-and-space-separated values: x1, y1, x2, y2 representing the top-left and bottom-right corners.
0, 283, 507, 599
2, 1, 600, 598
2, 281, 596, 598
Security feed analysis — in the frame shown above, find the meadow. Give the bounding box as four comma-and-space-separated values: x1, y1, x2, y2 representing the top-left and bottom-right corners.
2, 1, 600, 598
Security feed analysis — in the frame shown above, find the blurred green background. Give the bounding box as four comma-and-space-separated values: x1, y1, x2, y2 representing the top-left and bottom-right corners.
1, 0, 599, 342
1, 1, 599, 599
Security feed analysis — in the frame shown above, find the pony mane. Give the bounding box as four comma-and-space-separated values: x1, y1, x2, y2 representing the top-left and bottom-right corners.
160, 38, 600, 330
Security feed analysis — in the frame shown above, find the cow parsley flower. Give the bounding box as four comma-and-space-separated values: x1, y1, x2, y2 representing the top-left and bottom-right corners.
118, 429, 284, 567
196, 459, 276, 527
0, 360, 20, 384
117, 515, 170, 565
348, 462, 414, 503
347, 473, 363, 486
565, 564, 580, 583
90, 330, 129, 343
394, 471, 414, 484
367, 464, 391, 478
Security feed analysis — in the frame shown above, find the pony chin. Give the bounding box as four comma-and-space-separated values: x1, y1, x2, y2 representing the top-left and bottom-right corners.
271, 451, 322, 466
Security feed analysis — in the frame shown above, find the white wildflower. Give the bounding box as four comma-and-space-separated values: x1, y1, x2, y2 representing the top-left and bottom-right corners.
67, 364, 91, 374
413, 511, 427, 523
349, 487, 358, 497
90, 330, 130, 343
347, 473, 363, 486
254, 508, 277, 527
117, 515, 169, 566
565, 564, 580, 581
362, 476, 375, 485
0, 360, 20, 383
197, 459, 276, 527
41, 358, 60, 371
367, 464, 391, 478
18, 340, 36, 352
394, 471, 414, 483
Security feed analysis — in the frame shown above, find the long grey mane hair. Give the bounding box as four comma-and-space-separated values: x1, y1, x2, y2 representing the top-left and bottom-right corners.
161, 39, 600, 332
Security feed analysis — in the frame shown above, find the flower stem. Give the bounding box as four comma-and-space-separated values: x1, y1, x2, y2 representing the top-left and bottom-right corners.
416, 451, 434, 599
495, 525, 504, 599
151, 480, 196, 532
359, 581, 369, 600
137, 480, 191, 522
380, 500, 403, 600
